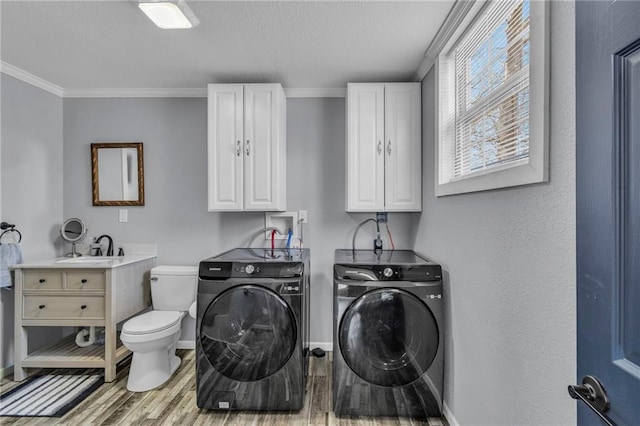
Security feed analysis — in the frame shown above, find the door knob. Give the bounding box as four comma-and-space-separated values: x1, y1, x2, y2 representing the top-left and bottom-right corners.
568, 375, 616, 426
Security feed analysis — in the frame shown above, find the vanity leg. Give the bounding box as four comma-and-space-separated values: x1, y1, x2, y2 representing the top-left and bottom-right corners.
104, 268, 117, 382
13, 326, 28, 381
13, 271, 28, 381
104, 332, 116, 382
104, 325, 116, 382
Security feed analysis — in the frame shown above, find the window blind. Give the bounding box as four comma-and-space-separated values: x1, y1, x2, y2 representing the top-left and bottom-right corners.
453, 0, 530, 178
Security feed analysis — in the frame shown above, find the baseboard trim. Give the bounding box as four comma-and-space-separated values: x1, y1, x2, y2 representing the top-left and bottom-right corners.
0, 364, 14, 380
443, 402, 460, 426
309, 341, 333, 352
176, 340, 195, 350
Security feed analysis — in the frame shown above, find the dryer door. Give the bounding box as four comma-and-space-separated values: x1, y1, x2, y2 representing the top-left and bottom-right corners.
200, 284, 297, 381
339, 287, 439, 386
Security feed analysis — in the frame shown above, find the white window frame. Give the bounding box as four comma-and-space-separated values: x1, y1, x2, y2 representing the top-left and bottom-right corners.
435, 0, 549, 196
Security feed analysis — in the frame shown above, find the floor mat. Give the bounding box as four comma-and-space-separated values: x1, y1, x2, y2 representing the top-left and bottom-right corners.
0, 374, 103, 417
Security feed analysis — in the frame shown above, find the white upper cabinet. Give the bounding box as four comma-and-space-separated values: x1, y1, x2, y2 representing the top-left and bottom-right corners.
208, 84, 243, 210
347, 84, 386, 211
346, 83, 421, 212
208, 84, 286, 211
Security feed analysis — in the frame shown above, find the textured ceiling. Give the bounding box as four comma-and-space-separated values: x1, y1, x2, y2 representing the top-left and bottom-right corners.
0, 1, 455, 90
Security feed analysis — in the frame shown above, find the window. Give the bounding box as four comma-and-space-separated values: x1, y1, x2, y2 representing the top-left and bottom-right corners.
436, 0, 548, 196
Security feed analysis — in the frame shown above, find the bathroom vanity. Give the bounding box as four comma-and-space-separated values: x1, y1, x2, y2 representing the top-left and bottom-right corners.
12, 255, 157, 382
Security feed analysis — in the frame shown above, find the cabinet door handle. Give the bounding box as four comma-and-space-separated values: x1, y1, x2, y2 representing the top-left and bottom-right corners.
81, 305, 87, 310
39, 304, 45, 309
246, 140, 251, 156
236, 140, 241, 156
387, 140, 392, 155
81, 279, 88, 284
377, 140, 383, 155
39, 278, 46, 284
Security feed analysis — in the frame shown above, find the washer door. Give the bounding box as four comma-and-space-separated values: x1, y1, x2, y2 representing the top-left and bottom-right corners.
339, 288, 439, 386
200, 284, 296, 381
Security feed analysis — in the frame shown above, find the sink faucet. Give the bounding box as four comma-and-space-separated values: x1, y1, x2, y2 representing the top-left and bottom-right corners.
95, 234, 114, 256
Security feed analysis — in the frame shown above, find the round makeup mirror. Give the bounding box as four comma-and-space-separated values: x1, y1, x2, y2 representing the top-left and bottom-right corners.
60, 218, 87, 257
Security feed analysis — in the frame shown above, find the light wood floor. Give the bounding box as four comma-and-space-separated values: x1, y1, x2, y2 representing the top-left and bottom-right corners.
1, 350, 448, 426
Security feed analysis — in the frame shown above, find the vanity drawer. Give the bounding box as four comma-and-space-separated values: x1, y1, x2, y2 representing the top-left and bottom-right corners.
23, 271, 63, 291
66, 271, 106, 291
23, 296, 105, 320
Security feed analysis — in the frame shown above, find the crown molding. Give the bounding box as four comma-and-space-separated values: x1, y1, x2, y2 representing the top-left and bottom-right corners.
1, 63, 366, 100
67, 87, 347, 98
413, 0, 478, 82
284, 88, 346, 98
0, 61, 64, 97
63, 87, 207, 98
0, 64, 347, 99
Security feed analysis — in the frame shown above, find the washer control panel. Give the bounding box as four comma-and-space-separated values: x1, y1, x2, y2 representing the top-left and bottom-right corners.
199, 261, 303, 278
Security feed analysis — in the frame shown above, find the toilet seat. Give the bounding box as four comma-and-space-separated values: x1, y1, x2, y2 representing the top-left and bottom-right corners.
123, 311, 182, 334
120, 311, 184, 344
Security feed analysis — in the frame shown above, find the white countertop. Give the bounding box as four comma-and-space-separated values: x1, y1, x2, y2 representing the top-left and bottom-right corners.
12, 254, 157, 269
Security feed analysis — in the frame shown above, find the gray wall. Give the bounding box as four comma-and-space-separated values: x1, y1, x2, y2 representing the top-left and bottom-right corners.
412, 2, 576, 425
62, 96, 416, 346
1, 74, 65, 372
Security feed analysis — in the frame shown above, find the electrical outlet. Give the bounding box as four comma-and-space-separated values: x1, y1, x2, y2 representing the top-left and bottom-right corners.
376, 212, 388, 223
118, 209, 128, 223
299, 210, 308, 223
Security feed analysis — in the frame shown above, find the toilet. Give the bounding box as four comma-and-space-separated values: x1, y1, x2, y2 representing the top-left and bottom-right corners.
120, 265, 198, 392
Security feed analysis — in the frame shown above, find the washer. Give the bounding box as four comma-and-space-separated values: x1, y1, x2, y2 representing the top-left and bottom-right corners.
196, 248, 310, 411
333, 249, 443, 418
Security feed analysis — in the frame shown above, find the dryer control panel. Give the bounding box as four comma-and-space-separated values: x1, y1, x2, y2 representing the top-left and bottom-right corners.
334, 249, 442, 282
334, 264, 442, 281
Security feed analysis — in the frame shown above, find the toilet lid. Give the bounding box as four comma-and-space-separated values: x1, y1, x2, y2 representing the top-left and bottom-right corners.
122, 311, 181, 335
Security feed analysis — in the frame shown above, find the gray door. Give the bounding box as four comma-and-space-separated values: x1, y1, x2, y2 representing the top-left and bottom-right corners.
576, 1, 640, 424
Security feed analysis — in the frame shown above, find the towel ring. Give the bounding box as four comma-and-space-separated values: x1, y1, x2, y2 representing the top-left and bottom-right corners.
0, 222, 22, 244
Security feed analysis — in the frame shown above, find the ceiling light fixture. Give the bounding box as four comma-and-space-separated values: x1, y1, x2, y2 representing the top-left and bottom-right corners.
138, 0, 199, 29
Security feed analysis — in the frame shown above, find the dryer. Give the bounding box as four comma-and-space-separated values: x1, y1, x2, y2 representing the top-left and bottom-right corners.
333, 249, 443, 418
196, 248, 310, 411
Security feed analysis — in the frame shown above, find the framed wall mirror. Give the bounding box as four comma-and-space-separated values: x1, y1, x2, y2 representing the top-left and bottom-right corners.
91, 142, 145, 206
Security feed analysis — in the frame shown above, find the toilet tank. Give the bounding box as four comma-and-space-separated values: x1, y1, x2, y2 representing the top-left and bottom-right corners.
150, 265, 198, 311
